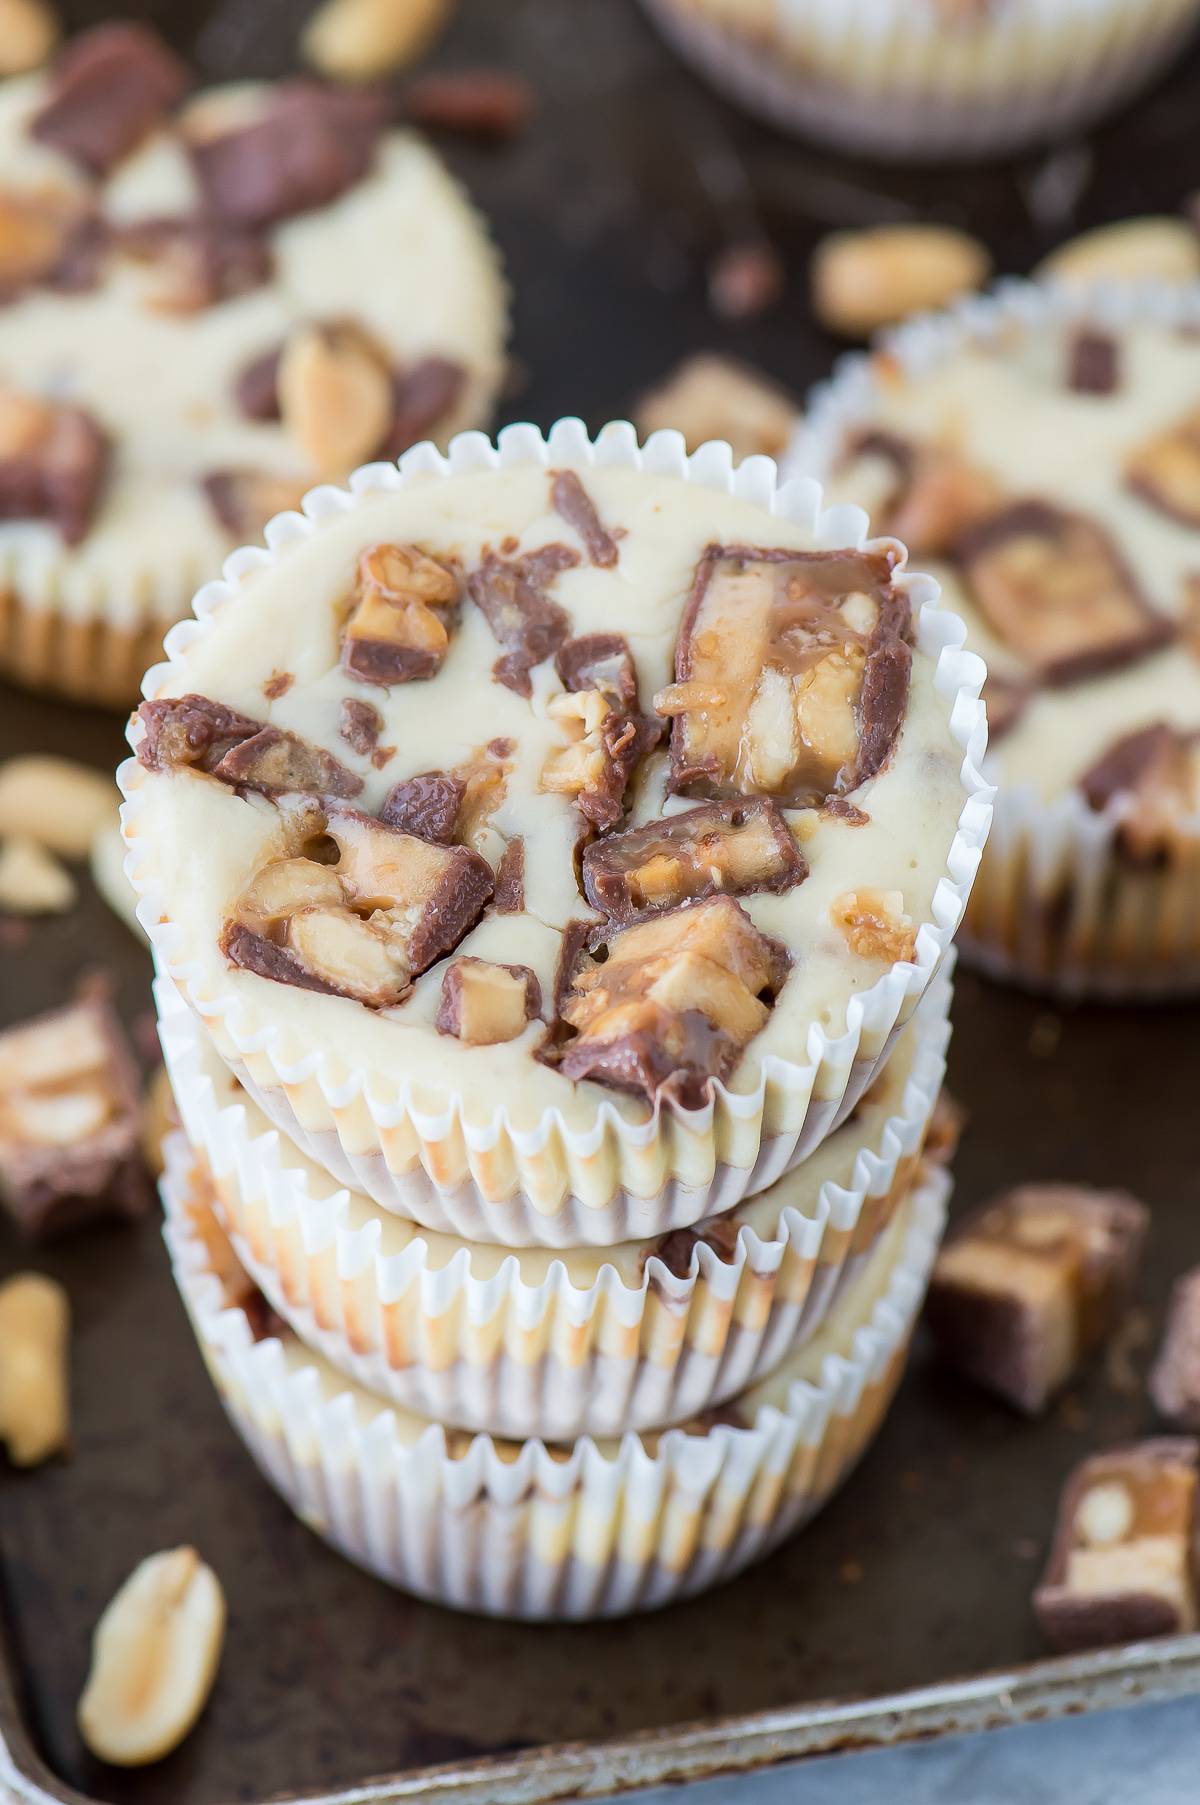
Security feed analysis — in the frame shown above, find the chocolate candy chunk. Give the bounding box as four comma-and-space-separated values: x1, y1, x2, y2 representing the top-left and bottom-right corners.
1126, 405, 1200, 527
582, 798, 806, 923
119, 215, 273, 313
660, 543, 911, 808
468, 542, 579, 696
382, 357, 466, 459
982, 671, 1032, 742
234, 343, 283, 422
0, 998, 149, 1239
222, 803, 493, 1008
546, 895, 790, 1108
136, 694, 264, 774
436, 956, 542, 1045
202, 469, 306, 540
956, 501, 1173, 685
555, 632, 638, 710
211, 726, 362, 799
1034, 1440, 1199, 1652
1150, 1270, 1200, 1429
1068, 329, 1120, 395
379, 771, 465, 844
925, 1183, 1148, 1415
1079, 723, 1200, 864
0, 388, 109, 545
31, 23, 189, 177
403, 69, 533, 140
845, 430, 1000, 561
650, 1212, 741, 1280
338, 697, 383, 757
822, 797, 869, 825
0, 190, 103, 303
341, 542, 462, 687
190, 81, 390, 228
493, 837, 524, 912
551, 470, 618, 568
540, 691, 662, 832
241, 1287, 288, 1344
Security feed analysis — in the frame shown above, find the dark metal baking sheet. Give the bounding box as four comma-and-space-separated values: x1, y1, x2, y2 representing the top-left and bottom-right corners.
4, 1, 1200, 1801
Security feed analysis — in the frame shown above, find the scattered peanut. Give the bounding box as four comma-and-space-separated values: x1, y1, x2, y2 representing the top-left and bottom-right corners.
0, 1273, 70, 1467
0, 0, 59, 76
140, 1066, 176, 1178
1034, 217, 1200, 289
278, 324, 394, 482
0, 836, 75, 914
634, 353, 799, 463
831, 888, 918, 964
811, 225, 991, 339
302, 0, 453, 80
0, 756, 116, 860
91, 822, 145, 940
78, 1547, 226, 1767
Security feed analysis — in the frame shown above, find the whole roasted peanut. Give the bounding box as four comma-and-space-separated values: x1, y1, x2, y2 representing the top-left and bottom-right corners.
1035, 217, 1200, 289
0, 0, 59, 76
811, 225, 991, 339
0, 1273, 70, 1466
78, 1547, 226, 1766
0, 836, 75, 914
0, 756, 115, 859
302, 0, 452, 80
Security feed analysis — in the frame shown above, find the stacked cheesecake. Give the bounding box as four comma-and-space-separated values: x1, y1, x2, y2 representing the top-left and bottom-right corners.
120, 420, 991, 1619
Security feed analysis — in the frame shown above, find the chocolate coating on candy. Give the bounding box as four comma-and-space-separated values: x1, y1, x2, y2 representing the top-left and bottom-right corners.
551, 470, 619, 568
555, 633, 638, 711
845, 429, 999, 561
981, 671, 1032, 742
136, 694, 264, 774
468, 542, 579, 695
925, 1182, 1148, 1415
1034, 1440, 1200, 1653
1068, 330, 1120, 396
341, 542, 462, 688
956, 501, 1173, 684
649, 1212, 741, 1280
381, 357, 466, 459
379, 771, 465, 844
0, 393, 110, 545
1079, 722, 1200, 864
1126, 405, 1200, 527
435, 956, 542, 1045
31, 23, 189, 177
119, 214, 274, 313
337, 697, 383, 758
493, 837, 525, 912
212, 726, 362, 799
664, 543, 911, 807
190, 81, 391, 229
1150, 1269, 1200, 1429
582, 798, 806, 923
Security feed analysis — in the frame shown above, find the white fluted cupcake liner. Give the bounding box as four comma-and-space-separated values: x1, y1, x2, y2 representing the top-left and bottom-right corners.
120, 416, 990, 1241
162, 1134, 948, 1620
793, 278, 1200, 1000
156, 965, 952, 1440
639, 0, 1200, 162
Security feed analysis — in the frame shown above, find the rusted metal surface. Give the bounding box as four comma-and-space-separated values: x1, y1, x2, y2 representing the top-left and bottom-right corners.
3, 1, 1200, 1802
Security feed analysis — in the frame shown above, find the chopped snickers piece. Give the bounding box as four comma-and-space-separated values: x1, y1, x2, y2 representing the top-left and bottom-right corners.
341, 541, 462, 687
0, 998, 148, 1239
660, 544, 911, 807
30, 23, 189, 177
493, 836, 524, 912
633, 353, 797, 464
449, 739, 513, 857
0, 189, 103, 303
381, 356, 466, 460
436, 956, 542, 1045
1151, 1270, 1200, 1429
403, 69, 532, 140
0, 387, 109, 545
234, 343, 283, 422
821, 797, 869, 825
555, 632, 638, 711
202, 469, 306, 540
136, 694, 263, 774
1068, 329, 1120, 395
222, 803, 493, 1008
1126, 405, 1200, 527
379, 771, 465, 844
118, 214, 273, 313
1034, 1440, 1199, 1652
540, 688, 662, 831
337, 697, 383, 758
1079, 723, 1200, 864
956, 501, 1173, 685
189, 81, 390, 228
925, 1183, 1149, 1415
845, 430, 1000, 561
649, 1212, 741, 1280
546, 895, 790, 1108
211, 726, 362, 799
831, 888, 917, 965
582, 798, 805, 923
468, 542, 579, 696
551, 470, 618, 568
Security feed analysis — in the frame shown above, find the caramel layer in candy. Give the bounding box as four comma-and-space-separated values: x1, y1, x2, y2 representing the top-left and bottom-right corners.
582, 798, 806, 923
925, 1183, 1148, 1415
540, 690, 661, 832
221, 803, 493, 1007
0, 388, 110, 545
468, 542, 579, 696
1150, 1269, 1200, 1429
546, 894, 789, 1108
190, 81, 390, 228
1127, 405, 1200, 527
1079, 722, 1200, 864
956, 501, 1173, 684
0, 998, 148, 1239
435, 956, 542, 1046
31, 23, 189, 177
341, 542, 461, 687
1034, 1440, 1199, 1653
845, 430, 1000, 561
663, 544, 911, 808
